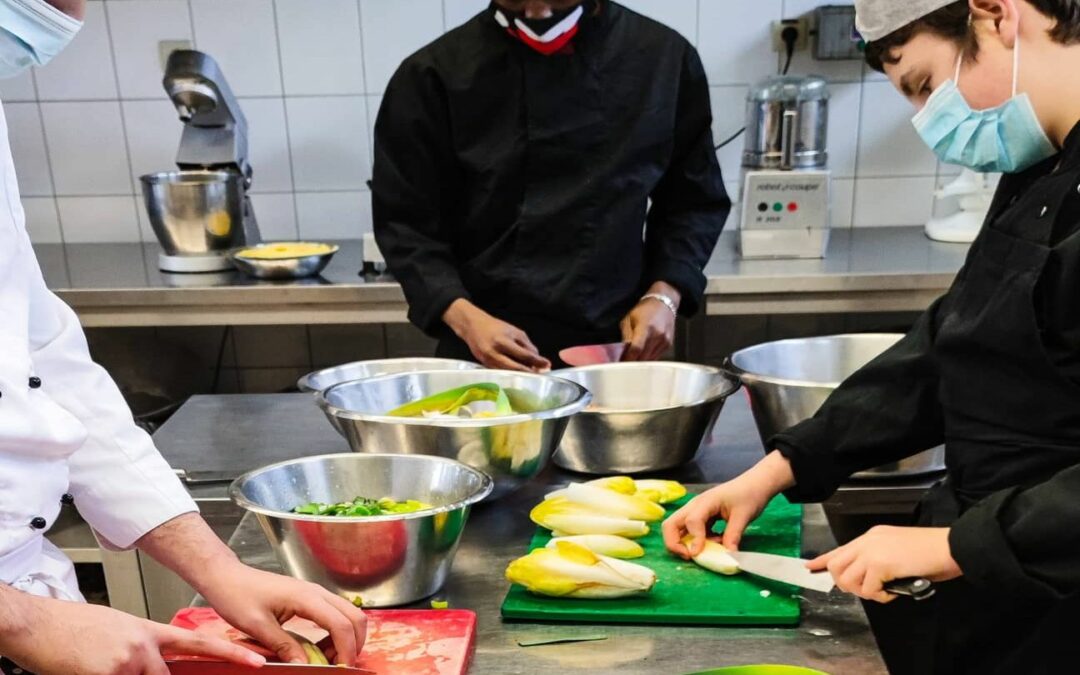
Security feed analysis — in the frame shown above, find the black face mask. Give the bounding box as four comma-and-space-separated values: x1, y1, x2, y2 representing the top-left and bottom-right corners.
493, 1, 595, 55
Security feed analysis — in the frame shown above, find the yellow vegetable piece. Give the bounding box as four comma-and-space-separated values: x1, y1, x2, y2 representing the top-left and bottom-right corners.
586, 476, 638, 495
430, 599, 449, 609
564, 483, 665, 522
681, 535, 740, 575
633, 479, 688, 505
546, 534, 645, 559
530, 498, 650, 538
506, 540, 656, 599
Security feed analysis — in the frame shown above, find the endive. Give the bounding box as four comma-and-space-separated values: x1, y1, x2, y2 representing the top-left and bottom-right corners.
632, 479, 687, 504
386, 383, 512, 418
682, 535, 740, 575
506, 541, 656, 598
546, 534, 645, 559
530, 498, 649, 538
563, 483, 666, 522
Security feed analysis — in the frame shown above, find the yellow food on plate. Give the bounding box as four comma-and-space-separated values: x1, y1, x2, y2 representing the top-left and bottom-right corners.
235, 242, 335, 260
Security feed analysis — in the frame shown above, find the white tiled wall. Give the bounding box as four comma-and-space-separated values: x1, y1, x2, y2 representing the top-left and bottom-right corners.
4, 0, 949, 244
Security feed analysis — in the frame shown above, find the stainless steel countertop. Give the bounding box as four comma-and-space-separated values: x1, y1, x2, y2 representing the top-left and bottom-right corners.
147, 391, 953, 673
37, 227, 969, 326
227, 495, 884, 674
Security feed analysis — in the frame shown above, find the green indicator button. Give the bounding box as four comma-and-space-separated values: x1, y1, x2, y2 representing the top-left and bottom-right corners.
773, 202, 784, 212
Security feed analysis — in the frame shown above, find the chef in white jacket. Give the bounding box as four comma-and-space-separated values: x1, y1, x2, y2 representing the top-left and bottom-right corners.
0, 2, 366, 673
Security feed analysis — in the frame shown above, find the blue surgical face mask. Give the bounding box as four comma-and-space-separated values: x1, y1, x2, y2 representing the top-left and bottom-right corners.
0, 0, 81, 79
912, 31, 1056, 174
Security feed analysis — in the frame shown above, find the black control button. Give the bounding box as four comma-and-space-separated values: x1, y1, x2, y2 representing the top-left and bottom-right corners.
757, 202, 769, 213
61, 493, 75, 505
30, 517, 47, 530
28, 376, 42, 389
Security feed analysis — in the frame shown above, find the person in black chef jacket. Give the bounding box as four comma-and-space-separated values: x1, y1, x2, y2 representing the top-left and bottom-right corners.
664, 0, 1080, 673
372, 0, 730, 371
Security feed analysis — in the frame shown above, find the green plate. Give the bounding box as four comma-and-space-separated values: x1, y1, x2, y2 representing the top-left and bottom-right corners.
501, 495, 803, 626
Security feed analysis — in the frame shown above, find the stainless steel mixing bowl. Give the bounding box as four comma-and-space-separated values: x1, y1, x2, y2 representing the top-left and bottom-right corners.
230, 453, 492, 607
318, 370, 591, 498
141, 170, 247, 255
298, 358, 482, 394
553, 363, 741, 475
230, 242, 339, 280
728, 334, 946, 479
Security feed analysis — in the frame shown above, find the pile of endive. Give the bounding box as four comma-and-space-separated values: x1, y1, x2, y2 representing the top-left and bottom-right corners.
505, 477, 743, 599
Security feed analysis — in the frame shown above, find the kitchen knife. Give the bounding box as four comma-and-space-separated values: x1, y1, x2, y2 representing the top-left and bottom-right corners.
726, 550, 835, 593
166, 661, 374, 674
725, 550, 935, 600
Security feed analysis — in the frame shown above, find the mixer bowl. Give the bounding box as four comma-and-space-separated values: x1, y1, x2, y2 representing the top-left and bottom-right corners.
141, 170, 247, 256
728, 334, 946, 479
553, 363, 741, 475
230, 453, 492, 606
318, 370, 591, 499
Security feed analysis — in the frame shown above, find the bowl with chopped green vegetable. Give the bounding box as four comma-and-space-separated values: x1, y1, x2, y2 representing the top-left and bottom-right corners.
318, 369, 591, 499
230, 453, 493, 606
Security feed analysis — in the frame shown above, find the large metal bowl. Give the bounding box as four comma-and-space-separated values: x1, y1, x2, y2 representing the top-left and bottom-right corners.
318, 370, 592, 499
728, 334, 946, 479
230, 453, 492, 607
553, 363, 741, 475
298, 358, 482, 394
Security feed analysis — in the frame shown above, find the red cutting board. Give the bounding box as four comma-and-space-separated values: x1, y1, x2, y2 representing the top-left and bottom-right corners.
170, 608, 476, 675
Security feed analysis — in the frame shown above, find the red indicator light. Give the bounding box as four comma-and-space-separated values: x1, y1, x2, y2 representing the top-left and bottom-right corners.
787, 202, 798, 212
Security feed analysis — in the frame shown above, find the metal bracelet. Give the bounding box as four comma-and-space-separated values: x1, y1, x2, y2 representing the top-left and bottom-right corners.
641, 293, 678, 317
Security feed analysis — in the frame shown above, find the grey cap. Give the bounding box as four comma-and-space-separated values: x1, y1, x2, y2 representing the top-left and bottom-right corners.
855, 0, 958, 42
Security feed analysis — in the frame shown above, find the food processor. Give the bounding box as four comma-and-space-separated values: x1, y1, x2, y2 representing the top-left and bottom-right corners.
141, 50, 261, 273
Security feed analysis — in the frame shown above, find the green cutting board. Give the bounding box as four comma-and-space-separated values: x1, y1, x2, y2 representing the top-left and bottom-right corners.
501, 495, 802, 626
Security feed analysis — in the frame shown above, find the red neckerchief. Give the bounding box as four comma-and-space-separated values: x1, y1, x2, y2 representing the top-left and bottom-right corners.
494, 4, 585, 56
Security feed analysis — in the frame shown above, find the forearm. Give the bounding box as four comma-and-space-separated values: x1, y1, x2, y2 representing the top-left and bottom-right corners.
0, 584, 29, 652
45, 0, 86, 20
747, 450, 798, 495
136, 513, 242, 594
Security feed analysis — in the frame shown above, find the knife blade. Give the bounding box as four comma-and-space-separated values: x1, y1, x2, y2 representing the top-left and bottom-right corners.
726, 550, 836, 593
173, 469, 238, 485
725, 551, 935, 600
166, 661, 374, 674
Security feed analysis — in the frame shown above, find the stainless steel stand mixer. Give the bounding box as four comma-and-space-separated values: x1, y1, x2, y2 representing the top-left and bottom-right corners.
141, 50, 261, 273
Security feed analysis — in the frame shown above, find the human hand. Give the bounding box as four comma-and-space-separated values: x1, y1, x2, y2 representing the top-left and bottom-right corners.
0, 590, 265, 675
807, 526, 962, 603
662, 451, 796, 557
443, 299, 550, 372
620, 283, 680, 361
199, 562, 367, 666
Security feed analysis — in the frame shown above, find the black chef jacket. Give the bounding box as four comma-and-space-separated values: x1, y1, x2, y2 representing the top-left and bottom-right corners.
773, 124, 1080, 673
371, 1, 729, 351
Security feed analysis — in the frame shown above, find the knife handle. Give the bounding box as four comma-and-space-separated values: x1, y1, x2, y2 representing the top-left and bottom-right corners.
884, 577, 935, 601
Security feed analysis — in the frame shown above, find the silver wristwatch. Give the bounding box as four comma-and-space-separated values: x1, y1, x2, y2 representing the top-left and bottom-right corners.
641, 292, 678, 317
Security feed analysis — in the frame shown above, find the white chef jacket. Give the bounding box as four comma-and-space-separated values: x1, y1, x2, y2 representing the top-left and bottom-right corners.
0, 101, 197, 601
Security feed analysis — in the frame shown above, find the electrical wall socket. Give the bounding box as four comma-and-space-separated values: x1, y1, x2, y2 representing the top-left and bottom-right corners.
158, 40, 193, 71
772, 18, 810, 53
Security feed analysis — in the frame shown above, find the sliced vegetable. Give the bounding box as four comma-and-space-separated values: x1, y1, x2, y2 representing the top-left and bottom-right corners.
682, 535, 740, 575
292, 496, 431, 517
387, 383, 513, 418
563, 483, 665, 522
546, 534, 645, 559
506, 541, 656, 599
632, 479, 687, 504
430, 599, 449, 609
530, 498, 649, 538
286, 631, 329, 665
